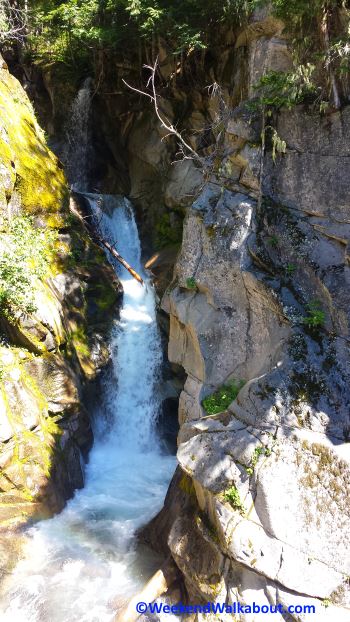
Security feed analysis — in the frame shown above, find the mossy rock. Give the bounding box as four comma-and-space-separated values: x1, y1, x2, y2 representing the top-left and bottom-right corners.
0, 65, 67, 217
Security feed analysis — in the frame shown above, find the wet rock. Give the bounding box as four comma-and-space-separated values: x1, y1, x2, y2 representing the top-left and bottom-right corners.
157, 397, 179, 454
145, 246, 179, 299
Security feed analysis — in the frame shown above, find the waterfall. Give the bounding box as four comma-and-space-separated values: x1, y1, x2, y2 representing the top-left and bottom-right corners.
1, 196, 175, 621
63, 77, 93, 191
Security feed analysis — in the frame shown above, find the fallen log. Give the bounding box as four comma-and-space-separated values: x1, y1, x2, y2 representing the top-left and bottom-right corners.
70, 194, 144, 286
114, 557, 179, 622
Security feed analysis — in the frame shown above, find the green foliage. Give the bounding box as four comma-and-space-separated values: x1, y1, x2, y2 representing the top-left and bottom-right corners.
267, 235, 279, 247
155, 212, 183, 249
270, 0, 340, 23
270, 128, 287, 162
26, 0, 261, 66
245, 445, 272, 475
0, 216, 56, 319
249, 445, 272, 472
302, 300, 326, 328
13, 0, 350, 109
186, 276, 197, 290
268, 0, 350, 108
202, 379, 245, 415
285, 263, 296, 275
252, 66, 318, 111
223, 485, 245, 514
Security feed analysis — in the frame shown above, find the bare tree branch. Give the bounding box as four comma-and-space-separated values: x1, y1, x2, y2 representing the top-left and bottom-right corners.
123, 58, 206, 168
0, 1, 27, 43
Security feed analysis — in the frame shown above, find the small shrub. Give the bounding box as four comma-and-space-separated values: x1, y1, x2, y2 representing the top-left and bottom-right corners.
223, 485, 245, 515
267, 235, 279, 247
285, 263, 296, 275
202, 379, 245, 415
186, 276, 197, 289
302, 300, 325, 328
0, 216, 57, 319
251, 65, 318, 111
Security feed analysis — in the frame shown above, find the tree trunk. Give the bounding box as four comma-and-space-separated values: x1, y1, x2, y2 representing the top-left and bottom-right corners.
319, 7, 341, 109
70, 195, 144, 286
113, 558, 179, 622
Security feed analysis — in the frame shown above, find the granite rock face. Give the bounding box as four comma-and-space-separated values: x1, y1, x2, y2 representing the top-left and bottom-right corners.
143, 19, 350, 622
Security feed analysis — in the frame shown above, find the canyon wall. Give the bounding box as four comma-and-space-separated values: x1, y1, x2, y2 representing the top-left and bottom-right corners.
0, 54, 121, 572
133, 17, 350, 622
3, 6, 350, 618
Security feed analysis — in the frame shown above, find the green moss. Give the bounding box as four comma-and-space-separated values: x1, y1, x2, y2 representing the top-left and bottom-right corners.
69, 325, 90, 358
202, 379, 245, 415
179, 473, 196, 498
186, 276, 197, 290
66, 323, 96, 378
223, 485, 245, 515
0, 70, 67, 215
91, 282, 118, 311
285, 263, 296, 275
0, 354, 63, 505
155, 212, 183, 250
267, 235, 279, 248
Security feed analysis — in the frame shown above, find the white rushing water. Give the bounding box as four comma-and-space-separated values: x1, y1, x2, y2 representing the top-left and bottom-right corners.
1, 196, 175, 621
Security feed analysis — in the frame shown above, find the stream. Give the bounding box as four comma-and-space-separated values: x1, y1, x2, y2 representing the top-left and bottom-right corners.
1, 101, 176, 618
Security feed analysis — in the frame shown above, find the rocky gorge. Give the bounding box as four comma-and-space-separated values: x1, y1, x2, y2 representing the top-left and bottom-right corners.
0, 55, 121, 573
0, 2, 349, 621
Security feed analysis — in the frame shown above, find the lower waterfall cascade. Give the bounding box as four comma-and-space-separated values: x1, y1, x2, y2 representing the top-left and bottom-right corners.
1, 196, 175, 621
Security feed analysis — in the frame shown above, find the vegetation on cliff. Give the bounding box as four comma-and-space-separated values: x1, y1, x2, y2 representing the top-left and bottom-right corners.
0, 215, 57, 319
1, 0, 347, 109
14, 0, 255, 59
0, 60, 67, 216
202, 380, 245, 415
